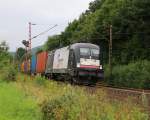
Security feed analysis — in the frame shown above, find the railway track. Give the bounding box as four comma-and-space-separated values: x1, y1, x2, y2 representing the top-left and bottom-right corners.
96, 82, 150, 94
84, 82, 150, 113
43, 78, 150, 115
26, 77, 150, 118
28, 74, 150, 113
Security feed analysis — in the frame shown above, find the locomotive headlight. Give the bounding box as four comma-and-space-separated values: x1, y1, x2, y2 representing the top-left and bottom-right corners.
77, 63, 80, 68
100, 65, 103, 70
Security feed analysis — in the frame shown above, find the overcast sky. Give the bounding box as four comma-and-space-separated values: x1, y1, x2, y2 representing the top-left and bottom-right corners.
0, 0, 93, 52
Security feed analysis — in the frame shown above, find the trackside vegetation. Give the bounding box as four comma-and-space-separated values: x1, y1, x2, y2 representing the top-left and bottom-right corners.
0, 41, 41, 120
0, 82, 41, 120
17, 75, 149, 120
105, 60, 150, 89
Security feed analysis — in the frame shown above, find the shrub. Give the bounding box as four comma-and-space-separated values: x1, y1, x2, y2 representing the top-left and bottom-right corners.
1, 65, 17, 82
41, 88, 84, 120
105, 60, 150, 89
41, 87, 148, 120
34, 75, 47, 86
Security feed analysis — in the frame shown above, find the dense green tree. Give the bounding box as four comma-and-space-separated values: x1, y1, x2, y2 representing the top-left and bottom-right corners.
0, 41, 9, 52
89, 0, 105, 13
36, 48, 43, 54
44, 35, 60, 51
0, 41, 12, 68
15, 47, 26, 61
44, 0, 150, 64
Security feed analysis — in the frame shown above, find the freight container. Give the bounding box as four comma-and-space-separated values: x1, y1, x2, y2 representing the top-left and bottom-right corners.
27, 59, 31, 73
21, 61, 25, 72
24, 59, 31, 73
31, 55, 37, 73
24, 60, 28, 73
36, 51, 48, 73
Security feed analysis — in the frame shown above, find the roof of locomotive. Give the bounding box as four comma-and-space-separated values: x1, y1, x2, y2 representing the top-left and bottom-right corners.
47, 43, 99, 54
70, 43, 99, 50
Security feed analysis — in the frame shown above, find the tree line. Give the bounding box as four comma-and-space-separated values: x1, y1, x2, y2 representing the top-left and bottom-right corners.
44, 0, 150, 64
16, 0, 150, 64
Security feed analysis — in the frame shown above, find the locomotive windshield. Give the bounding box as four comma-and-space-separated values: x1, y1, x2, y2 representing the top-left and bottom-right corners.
80, 48, 90, 56
91, 49, 99, 57
80, 48, 99, 58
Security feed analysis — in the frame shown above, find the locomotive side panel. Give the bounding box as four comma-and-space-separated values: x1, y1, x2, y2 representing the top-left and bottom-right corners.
53, 46, 70, 73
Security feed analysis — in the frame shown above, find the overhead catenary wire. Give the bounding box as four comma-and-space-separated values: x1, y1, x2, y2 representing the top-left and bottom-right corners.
31, 24, 58, 40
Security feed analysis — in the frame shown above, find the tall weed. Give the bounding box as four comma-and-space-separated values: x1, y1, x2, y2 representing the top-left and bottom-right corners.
34, 75, 47, 86
1, 65, 17, 82
41, 86, 148, 120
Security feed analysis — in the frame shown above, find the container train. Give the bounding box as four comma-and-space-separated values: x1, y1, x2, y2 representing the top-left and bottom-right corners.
20, 43, 104, 84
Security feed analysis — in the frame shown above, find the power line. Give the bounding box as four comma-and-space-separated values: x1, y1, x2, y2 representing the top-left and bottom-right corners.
32, 24, 58, 40
114, 32, 150, 35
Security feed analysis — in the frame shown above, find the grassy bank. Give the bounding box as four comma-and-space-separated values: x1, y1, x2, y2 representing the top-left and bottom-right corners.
0, 82, 41, 120
16, 74, 149, 120
0, 68, 149, 120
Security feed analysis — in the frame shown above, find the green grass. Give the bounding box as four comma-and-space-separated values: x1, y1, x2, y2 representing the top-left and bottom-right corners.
41, 85, 149, 120
16, 75, 149, 120
0, 82, 41, 120
0, 73, 149, 120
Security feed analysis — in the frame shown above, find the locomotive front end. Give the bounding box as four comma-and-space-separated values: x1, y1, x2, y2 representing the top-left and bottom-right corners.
71, 43, 104, 84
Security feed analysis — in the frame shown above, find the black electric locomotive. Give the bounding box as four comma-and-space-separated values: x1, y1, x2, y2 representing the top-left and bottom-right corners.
45, 43, 104, 84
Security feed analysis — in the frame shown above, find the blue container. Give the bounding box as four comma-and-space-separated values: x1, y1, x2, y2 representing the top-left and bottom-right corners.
31, 55, 37, 73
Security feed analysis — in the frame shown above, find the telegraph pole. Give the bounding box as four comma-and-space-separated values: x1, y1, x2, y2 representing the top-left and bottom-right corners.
22, 23, 57, 76
23, 23, 57, 55
109, 25, 112, 76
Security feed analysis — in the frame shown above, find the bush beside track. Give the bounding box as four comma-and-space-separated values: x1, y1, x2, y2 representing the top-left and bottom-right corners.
105, 60, 150, 89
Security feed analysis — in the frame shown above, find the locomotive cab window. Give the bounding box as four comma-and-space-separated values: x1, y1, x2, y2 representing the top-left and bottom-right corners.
80, 48, 90, 57
80, 48, 99, 59
91, 49, 99, 58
